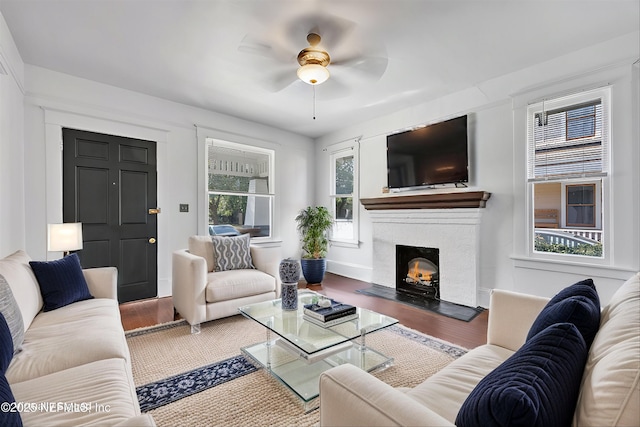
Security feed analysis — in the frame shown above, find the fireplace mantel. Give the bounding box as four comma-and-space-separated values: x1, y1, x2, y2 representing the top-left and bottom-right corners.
360, 191, 491, 210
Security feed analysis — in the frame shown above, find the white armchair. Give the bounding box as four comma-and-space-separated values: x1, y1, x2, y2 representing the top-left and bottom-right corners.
172, 236, 281, 333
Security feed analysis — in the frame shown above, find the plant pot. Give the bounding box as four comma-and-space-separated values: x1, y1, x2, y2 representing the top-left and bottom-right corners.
300, 258, 327, 284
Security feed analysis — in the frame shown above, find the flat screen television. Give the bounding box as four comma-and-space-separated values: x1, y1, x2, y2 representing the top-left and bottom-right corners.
387, 115, 469, 190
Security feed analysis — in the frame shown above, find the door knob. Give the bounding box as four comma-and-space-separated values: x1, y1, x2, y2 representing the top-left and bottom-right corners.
148, 238, 156, 244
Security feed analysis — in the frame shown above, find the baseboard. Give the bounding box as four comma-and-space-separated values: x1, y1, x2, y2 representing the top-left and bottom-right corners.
326, 259, 372, 283
477, 287, 491, 309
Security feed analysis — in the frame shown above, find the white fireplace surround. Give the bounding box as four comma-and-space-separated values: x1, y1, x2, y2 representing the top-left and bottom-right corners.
369, 209, 483, 307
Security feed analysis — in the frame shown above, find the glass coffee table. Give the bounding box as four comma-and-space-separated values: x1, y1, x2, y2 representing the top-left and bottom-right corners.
238, 290, 398, 411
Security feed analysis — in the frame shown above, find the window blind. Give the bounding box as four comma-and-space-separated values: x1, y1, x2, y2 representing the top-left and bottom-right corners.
527, 88, 610, 181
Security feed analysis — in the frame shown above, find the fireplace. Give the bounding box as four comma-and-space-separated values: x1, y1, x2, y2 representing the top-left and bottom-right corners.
396, 245, 440, 300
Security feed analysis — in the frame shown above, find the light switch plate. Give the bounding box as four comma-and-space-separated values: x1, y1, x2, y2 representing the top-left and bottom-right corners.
179, 204, 189, 213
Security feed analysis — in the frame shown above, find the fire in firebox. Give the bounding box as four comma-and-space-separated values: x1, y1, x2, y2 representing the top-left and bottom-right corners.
396, 245, 440, 300
405, 258, 436, 286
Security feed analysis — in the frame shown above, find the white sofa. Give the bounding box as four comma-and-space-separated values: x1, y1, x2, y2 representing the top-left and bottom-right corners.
172, 236, 281, 334
0, 250, 154, 427
319, 272, 639, 427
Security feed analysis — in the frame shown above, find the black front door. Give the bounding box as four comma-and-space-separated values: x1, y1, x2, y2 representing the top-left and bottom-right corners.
62, 128, 158, 303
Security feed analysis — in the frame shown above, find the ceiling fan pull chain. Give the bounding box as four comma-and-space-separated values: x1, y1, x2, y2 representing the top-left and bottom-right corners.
313, 85, 317, 120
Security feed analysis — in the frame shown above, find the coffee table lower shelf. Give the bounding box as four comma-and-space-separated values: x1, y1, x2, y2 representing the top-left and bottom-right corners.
241, 339, 394, 411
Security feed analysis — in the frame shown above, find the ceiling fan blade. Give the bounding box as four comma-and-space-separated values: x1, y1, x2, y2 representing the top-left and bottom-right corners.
264, 69, 298, 93
314, 77, 351, 100
237, 34, 295, 63
331, 54, 389, 82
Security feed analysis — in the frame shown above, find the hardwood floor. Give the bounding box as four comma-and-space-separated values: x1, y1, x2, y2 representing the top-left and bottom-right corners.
119, 272, 488, 349
119, 296, 177, 331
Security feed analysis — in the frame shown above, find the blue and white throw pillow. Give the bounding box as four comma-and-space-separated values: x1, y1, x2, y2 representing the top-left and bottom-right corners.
212, 234, 255, 272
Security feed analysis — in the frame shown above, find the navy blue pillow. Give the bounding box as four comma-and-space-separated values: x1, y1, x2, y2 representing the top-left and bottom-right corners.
550, 278, 596, 299
456, 322, 588, 427
527, 279, 600, 348
29, 254, 93, 312
0, 313, 21, 426
0, 312, 14, 373
0, 374, 22, 427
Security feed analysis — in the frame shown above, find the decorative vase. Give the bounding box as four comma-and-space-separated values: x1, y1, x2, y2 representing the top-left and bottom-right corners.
300, 258, 327, 284
280, 258, 300, 311
279, 258, 301, 283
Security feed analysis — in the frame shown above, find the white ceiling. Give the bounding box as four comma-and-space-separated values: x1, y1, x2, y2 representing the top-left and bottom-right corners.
1, 0, 638, 138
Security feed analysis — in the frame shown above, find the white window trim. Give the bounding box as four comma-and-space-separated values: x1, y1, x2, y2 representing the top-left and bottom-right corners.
328, 141, 360, 247
525, 87, 611, 262
205, 138, 275, 241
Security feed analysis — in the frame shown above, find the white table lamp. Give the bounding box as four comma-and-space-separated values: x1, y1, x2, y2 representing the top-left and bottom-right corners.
48, 223, 83, 256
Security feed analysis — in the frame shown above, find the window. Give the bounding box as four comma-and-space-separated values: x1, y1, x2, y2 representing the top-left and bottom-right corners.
566, 105, 596, 140
206, 139, 274, 238
566, 184, 596, 227
527, 88, 609, 258
329, 145, 359, 244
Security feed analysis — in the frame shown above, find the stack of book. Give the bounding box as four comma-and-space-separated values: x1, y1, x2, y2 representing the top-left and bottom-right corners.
303, 299, 358, 327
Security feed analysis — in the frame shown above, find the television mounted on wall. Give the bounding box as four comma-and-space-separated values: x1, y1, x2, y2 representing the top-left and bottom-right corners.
386, 115, 469, 190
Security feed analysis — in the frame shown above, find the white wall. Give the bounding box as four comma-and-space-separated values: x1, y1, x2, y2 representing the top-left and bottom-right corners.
0, 12, 25, 257
19, 65, 314, 297
316, 32, 640, 307
3, 8, 638, 306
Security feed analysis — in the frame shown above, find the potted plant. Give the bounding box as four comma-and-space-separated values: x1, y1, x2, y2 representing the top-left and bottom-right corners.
295, 206, 334, 284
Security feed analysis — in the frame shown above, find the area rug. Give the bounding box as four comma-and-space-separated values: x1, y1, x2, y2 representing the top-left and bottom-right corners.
126, 315, 467, 427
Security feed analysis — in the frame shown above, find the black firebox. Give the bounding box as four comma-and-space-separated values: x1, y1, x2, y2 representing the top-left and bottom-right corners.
395, 245, 440, 300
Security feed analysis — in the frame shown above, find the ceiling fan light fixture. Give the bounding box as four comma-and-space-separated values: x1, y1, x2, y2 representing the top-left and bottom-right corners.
297, 63, 330, 85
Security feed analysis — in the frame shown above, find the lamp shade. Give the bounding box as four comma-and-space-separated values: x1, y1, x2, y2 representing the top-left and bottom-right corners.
48, 223, 83, 252
297, 64, 330, 85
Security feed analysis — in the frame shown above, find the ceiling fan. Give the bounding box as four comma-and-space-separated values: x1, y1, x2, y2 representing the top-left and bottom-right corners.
238, 13, 389, 98
296, 32, 331, 85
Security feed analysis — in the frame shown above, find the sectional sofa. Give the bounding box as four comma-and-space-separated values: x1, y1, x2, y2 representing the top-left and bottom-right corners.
0, 250, 154, 426
320, 272, 639, 427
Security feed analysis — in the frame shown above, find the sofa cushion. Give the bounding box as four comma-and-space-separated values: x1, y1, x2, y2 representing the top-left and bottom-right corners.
188, 235, 216, 273
5, 298, 129, 383
456, 322, 587, 427
206, 269, 276, 303
212, 234, 254, 271
0, 275, 24, 355
0, 251, 43, 330
406, 344, 514, 422
573, 272, 640, 427
11, 358, 140, 426
527, 278, 600, 348
29, 253, 94, 312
